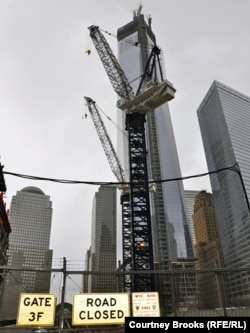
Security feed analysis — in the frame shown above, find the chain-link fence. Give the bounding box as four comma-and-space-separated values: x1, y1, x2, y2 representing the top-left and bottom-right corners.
0, 261, 250, 332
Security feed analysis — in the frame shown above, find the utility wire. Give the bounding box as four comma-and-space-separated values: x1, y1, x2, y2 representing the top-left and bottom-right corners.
3, 163, 239, 186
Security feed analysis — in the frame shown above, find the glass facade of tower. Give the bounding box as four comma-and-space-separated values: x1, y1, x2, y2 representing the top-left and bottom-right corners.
0, 186, 53, 320
184, 190, 200, 246
197, 80, 250, 306
117, 12, 193, 261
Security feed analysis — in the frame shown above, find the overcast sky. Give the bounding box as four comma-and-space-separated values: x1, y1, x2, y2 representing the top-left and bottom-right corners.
1, 0, 250, 267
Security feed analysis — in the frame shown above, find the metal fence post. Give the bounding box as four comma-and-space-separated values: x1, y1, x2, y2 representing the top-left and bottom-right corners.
59, 257, 67, 332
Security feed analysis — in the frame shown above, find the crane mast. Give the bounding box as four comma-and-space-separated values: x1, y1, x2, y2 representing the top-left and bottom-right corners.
84, 96, 133, 292
88, 24, 175, 292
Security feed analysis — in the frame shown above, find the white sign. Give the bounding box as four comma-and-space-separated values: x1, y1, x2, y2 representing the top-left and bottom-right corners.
132, 291, 160, 317
16, 293, 56, 326
72, 293, 130, 326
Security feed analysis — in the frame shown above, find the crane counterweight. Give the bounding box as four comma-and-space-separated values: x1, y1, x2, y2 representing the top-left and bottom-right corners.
117, 79, 176, 113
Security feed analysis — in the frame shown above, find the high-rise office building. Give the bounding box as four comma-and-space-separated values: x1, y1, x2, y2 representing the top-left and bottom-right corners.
0, 186, 53, 321
197, 80, 250, 306
86, 185, 117, 292
117, 6, 193, 262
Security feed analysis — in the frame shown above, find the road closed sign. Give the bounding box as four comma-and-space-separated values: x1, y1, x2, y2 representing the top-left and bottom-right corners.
72, 293, 130, 326
16, 293, 56, 326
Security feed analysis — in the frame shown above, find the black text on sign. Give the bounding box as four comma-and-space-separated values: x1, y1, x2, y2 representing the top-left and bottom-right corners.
72, 293, 130, 326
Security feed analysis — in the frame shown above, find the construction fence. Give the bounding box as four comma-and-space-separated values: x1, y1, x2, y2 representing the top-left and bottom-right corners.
0, 261, 250, 332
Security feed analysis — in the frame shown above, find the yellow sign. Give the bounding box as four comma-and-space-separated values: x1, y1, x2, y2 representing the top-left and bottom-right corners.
132, 291, 160, 316
72, 293, 130, 326
16, 293, 56, 326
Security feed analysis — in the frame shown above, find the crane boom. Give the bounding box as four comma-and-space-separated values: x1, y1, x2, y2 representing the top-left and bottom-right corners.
88, 25, 134, 101
84, 96, 125, 184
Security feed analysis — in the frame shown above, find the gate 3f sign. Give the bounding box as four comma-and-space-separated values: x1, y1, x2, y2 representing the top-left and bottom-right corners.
17, 293, 56, 327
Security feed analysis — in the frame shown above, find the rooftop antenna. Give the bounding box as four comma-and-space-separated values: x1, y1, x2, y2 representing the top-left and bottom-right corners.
133, 3, 142, 17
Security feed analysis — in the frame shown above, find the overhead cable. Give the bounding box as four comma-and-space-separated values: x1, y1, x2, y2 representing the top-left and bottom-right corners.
3, 163, 239, 186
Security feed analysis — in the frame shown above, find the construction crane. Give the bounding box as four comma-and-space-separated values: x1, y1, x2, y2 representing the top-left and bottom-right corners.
84, 97, 125, 185
84, 96, 133, 292
88, 24, 176, 292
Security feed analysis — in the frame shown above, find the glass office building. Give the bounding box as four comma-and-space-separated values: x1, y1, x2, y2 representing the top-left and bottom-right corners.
87, 185, 117, 292
197, 80, 250, 306
0, 186, 53, 321
117, 9, 193, 262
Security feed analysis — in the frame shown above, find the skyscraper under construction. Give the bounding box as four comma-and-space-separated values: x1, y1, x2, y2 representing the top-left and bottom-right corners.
117, 8, 193, 261
116, 7, 193, 312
